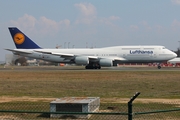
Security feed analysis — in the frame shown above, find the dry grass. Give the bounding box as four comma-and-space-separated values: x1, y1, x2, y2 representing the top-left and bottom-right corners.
1, 67, 180, 119
0, 67, 180, 99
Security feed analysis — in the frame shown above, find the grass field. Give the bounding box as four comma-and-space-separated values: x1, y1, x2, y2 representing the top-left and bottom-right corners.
1, 66, 180, 119
0, 66, 180, 99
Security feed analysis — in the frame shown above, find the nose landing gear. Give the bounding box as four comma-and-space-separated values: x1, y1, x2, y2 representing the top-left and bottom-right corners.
157, 63, 162, 69
157, 65, 161, 69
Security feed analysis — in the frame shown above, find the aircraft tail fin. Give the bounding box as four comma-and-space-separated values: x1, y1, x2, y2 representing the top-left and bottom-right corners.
8, 27, 41, 49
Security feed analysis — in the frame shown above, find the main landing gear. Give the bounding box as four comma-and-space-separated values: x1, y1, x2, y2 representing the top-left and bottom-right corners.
85, 64, 101, 69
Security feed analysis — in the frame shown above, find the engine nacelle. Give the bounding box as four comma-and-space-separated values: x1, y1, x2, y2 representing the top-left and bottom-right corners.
99, 59, 113, 67
74, 56, 89, 65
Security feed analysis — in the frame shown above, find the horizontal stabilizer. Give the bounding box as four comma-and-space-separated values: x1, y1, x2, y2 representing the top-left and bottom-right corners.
5, 49, 32, 54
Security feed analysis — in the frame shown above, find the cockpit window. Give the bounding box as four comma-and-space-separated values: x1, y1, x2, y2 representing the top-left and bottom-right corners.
162, 47, 166, 49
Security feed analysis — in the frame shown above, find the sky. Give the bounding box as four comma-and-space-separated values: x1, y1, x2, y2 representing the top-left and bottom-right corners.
1, 0, 180, 61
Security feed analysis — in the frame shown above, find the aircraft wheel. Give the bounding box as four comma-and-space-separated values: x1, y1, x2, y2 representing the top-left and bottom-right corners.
86, 64, 101, 69
158, 66, 161, 69
85, 65, 91, 69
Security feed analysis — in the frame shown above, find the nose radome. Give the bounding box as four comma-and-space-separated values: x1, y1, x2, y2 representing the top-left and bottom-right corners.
171, 51, 177, 58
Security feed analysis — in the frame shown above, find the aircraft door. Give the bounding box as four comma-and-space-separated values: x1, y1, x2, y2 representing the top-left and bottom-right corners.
153, 48, 158, 59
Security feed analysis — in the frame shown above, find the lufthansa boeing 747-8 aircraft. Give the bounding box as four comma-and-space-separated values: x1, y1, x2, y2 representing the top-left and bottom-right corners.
5, 27, 177, 69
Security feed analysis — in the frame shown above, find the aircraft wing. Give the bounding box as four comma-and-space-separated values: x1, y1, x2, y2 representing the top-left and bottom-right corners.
113, 57, 127, 61
34, 50, 99, 59
49, 52, 100, 61
35, 50, 102, 62
88, 56, 98, 60
34, 50, 74, 59
88, 56, 127, 62
35, 49, 127, 62
5, 49, 33, 54
34, 50, 74, 57
34, 50, 52, 54
51, 52, 74, 57
88, 56, 127, 63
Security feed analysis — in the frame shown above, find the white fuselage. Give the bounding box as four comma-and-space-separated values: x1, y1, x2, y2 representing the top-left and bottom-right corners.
13, 45, 177, 64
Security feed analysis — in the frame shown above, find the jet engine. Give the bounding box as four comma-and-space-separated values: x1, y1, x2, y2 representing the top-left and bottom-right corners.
74, 56, 89, 65
99, 59, 113, 67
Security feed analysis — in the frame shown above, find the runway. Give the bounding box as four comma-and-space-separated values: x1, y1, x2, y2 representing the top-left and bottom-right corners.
1, 65, 180, 71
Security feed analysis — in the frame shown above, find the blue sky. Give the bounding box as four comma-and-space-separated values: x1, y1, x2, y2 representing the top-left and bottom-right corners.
1, 0, 180, 61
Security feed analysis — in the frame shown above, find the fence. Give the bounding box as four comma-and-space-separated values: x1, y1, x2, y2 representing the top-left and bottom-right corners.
0, 92, 180, 120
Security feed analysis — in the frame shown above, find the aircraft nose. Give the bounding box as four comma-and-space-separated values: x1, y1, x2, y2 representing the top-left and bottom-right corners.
173, 52, 177, 57
172, 52, 177, 58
